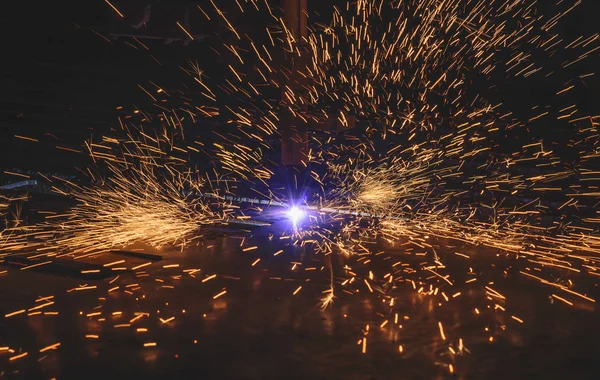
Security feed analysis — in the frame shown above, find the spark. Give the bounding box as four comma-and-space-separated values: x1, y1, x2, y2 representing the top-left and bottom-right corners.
104, 0, 124, 18
177, 21, 194, 40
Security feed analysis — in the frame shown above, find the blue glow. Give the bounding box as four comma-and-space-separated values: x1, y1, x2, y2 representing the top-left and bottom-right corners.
287, 206, 305, 223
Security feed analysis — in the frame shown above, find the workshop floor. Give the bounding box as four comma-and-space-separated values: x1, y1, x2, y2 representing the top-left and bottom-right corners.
1, 212, 599, 380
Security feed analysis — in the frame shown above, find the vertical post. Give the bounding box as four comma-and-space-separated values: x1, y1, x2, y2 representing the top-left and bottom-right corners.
281, 0, 309, 167
282, 0, 308, 48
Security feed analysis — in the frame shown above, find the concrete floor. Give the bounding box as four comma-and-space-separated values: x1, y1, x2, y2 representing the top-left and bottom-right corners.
1, 210, 600, 380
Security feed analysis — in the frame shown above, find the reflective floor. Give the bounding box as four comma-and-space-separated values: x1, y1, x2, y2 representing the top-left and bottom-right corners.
1, 216, 600, 380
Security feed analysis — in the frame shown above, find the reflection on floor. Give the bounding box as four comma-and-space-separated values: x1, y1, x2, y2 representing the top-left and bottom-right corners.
1, 215, 599, 380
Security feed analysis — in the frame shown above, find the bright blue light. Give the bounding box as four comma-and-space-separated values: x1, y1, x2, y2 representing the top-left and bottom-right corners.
287, 206, 305, 223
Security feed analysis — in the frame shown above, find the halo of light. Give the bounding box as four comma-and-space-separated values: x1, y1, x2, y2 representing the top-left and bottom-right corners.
287, 206, 305, 223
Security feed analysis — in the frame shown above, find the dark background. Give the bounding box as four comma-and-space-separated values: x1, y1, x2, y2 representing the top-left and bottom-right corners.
0, 0, 599, 178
